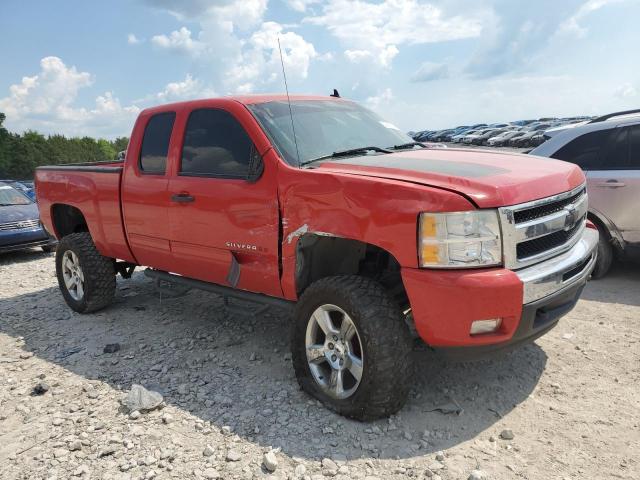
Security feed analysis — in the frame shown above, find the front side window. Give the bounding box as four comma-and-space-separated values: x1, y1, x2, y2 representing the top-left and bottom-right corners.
551, 129, 610, 170
180, 109, 253, 178
247, 100, 412, 166
139, 112, 176, 174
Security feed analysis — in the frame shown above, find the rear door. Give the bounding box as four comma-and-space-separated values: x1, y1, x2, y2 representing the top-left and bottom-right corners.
587, 124, 640, 243
121, 110, 177, 271
166, 105, 282, 296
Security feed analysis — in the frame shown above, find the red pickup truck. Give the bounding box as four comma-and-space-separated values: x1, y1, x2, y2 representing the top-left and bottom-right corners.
36, 95, 598, 420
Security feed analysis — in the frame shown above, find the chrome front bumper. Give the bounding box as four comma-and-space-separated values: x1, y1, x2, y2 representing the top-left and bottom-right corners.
517, 228, 599, 304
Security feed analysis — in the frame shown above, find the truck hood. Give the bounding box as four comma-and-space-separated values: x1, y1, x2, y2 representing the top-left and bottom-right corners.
316, 148, 584, 208
0, 202, 40, 223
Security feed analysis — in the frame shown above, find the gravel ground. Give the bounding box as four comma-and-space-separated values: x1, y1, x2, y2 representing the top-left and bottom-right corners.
1, 250, 638, 480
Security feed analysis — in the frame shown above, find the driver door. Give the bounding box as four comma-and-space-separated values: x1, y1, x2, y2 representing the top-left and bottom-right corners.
167, 106, 282, 297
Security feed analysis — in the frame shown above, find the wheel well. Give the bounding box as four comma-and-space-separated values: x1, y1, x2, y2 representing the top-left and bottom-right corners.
295, 234, 409, 308
51, 204, 89, 238
587, 211, 624, 253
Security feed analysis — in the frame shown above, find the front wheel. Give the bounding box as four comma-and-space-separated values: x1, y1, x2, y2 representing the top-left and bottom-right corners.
291, 276, 413, 421
55, 232, 115, 313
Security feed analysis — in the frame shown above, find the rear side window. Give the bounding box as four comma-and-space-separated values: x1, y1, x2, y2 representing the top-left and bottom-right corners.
628, 125, 640, 169
139, 112, 176, 174
180, 109, 253, 178
551, 129, 610, 170
602, 128, 629, 169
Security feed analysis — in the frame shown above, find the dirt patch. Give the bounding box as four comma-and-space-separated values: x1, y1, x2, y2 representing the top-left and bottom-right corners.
1, 250, 638, 479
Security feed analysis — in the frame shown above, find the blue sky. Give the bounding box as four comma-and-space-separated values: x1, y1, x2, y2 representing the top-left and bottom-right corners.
1, 0, 638, 138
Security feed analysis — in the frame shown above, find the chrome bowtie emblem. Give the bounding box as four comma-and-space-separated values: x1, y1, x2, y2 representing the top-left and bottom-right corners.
564, 205, 577, 228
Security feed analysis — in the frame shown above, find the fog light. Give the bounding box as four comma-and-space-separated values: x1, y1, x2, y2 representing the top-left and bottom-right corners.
470, 318, 502, 335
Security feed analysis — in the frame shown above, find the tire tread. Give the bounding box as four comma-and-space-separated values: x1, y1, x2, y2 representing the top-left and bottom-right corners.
291, 275, 413, 421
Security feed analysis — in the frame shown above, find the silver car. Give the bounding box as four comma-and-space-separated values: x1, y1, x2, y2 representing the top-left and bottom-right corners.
530, 109, 640, 277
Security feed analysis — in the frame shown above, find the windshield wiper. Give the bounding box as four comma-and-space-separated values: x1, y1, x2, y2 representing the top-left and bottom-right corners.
390, 142, 427, 150
301, 146, 392, 166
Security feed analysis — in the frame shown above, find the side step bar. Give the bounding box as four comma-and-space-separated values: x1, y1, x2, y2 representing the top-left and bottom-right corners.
144, 269, 294, 311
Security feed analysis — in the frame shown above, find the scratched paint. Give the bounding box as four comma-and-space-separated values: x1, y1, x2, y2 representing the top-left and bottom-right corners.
286, 224, 309, 244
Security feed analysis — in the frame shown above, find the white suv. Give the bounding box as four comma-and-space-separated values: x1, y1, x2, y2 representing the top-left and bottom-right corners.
531, 109, 640, 277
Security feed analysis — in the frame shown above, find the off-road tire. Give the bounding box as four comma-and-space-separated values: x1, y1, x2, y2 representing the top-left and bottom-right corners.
55, 232, 115, 313
291, 275, 413, 421
591, 224, 613, 279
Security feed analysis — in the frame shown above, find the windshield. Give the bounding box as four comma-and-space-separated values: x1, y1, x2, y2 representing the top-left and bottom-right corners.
247, 100, 412, 166
0, 184, 32, 206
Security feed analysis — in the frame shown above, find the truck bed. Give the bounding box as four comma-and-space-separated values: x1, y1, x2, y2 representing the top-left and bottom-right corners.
35, 160, 135, 263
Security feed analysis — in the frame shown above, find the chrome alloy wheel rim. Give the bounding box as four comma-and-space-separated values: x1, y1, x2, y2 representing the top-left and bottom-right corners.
305, 304, 364, 399
62, 250, 85, 301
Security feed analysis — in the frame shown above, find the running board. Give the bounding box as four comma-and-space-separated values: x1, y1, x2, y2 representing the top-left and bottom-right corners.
144, 269, 294, 311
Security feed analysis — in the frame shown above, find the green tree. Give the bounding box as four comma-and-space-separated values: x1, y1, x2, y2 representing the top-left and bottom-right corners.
0, 111, 129, 179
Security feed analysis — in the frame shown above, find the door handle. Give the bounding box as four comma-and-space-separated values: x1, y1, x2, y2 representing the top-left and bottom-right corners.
595, 179, 626, 188
171, 193, 195, 203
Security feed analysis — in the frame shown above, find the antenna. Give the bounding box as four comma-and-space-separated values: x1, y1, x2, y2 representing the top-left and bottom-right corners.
277, 37, 301, 167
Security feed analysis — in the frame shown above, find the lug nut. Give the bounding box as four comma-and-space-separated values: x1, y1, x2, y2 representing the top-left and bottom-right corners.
331, 355, 337, 362
333, 335, 338, 341
339, 359, 344, 366
328, 343, 334, 350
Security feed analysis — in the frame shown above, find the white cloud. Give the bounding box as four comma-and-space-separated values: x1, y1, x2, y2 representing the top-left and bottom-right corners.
411, 62, 449, 82
155, 74, 216, 101
285, 0, 321, 12
226, 21, 317, 92
365, 88, 394, 111
0, 57, 139, 137
558, 0, 626, 38
127, 33, 141, 45
306, 0, 483, 67
145, 0, 267, 29
151, 27, 204, 54
146, 1, 319, 93
615, 83, 638, 99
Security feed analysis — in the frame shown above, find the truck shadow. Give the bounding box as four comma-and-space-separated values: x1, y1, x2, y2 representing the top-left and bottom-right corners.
0, 268, 546, 461
581, 262, 640, 307
0, 248, 53, 265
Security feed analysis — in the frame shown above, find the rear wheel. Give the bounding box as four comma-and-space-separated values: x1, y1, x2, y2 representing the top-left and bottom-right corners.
55, 232, 115, 313
291, 275, 413, 420
591, 224, 613, 279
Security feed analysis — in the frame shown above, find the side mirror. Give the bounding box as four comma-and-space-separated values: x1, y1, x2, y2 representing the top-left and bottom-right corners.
247, 145, 264, 183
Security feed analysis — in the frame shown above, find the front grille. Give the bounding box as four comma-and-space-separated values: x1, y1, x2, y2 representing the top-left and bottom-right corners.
517, 219, 583, 259
0, 219, 40, 231
514, 188, 585, 224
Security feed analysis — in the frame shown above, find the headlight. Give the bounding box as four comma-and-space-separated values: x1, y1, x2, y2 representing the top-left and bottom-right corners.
419, 210, 502, 268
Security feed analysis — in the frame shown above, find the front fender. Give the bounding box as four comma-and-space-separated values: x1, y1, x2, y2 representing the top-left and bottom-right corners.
276, 162, 474, 300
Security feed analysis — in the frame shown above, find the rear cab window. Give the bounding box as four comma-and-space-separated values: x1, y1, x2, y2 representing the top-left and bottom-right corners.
139, 112, 176, 174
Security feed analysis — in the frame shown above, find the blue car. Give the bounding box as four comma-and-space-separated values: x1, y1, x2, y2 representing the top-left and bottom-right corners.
0, 182, 56, 253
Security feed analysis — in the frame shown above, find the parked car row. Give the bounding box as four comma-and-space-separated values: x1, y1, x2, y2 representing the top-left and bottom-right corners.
413, 116, 593, 149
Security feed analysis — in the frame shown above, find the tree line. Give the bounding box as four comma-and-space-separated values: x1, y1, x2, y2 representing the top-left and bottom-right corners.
0, 112, 128, 179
